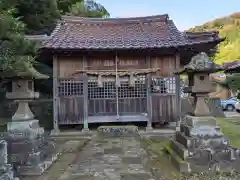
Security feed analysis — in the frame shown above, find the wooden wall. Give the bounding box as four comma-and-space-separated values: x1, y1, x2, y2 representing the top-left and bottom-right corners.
54, 52, 180, 125
56, 53, 178, 78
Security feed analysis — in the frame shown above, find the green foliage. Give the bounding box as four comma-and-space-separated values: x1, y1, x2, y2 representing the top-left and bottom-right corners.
225, 73, 240, 92
188, 12, 240, 65
57, 0, 80, 14
13, 0, 60, 35
68, 0, 109, 17
0, 6, 36, 73
1, 0, 109, 36
0, 3, 38, 101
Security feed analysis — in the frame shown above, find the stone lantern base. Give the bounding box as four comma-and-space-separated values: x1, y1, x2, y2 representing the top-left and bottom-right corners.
7, 119, 60, 176
165, 115, 240, 173
6, 101, 60, 176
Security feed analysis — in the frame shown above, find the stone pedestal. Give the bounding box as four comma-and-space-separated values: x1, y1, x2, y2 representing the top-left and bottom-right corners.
165, 115, 240, 173
193, 95, 211, 116
7, 119, 60, 176
5, 79, 61, 176
0, 140, 16, 180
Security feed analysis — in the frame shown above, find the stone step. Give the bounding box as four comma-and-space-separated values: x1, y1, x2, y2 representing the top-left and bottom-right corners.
164, 142, 190, 173
169, 140, 189, 160
175, 132, 195, 150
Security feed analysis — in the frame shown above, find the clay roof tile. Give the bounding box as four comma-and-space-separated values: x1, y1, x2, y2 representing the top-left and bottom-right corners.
42, 14, 223, 50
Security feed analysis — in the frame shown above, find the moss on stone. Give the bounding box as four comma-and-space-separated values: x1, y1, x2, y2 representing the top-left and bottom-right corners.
164, 142, 185, 163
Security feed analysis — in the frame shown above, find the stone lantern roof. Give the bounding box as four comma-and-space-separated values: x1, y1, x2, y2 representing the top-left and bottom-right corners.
0, 56, 49, 80
175, 52, 224, 74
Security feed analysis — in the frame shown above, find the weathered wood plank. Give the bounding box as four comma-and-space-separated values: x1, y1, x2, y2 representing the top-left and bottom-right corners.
58, 96, 84, 124
151, 95, 177, 123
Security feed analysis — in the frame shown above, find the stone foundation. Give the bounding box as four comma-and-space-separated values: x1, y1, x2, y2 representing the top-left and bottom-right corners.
97, 125, 139, 137
165, 115, 240, 173
7, 119, 60, 176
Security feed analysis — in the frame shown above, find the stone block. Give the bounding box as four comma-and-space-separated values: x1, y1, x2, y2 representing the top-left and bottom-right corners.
8, 137, 44, 153
187, 149, 212, 166
0, 140, 7, 165
97, 126, 138, 137
169, 140, 188, 160
7, 120, 44, 141
175, 132, 195, 150
180, 123, 223, 138
164, 143, 190, 173
0, 165, 14, 180
6, 120, 60, 177
17, 150, 61, 176
184, 115, 216, 127
180, 124, 192, 137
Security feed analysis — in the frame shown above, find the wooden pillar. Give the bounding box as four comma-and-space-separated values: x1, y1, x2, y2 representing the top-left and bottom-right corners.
175, 53, 181, 130
115, 53, 120, 120
146, 55, 153, 131
82, 73, 90, 132
52, 55, 59, 133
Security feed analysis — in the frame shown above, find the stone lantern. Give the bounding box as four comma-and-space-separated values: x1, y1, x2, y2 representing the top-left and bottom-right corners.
4, 59, 49, 131
179, 52, 223, 116
165, 52, 240, 173
2, 58, 59, 176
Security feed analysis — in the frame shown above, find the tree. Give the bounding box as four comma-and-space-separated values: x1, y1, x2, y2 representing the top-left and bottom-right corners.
0, 7, 35, 72
1, 0, 109, 35
0, 4, 38, 101
57, 0, 80, 14
187, 12, 240, 65
13, 0, 60, 35
56, 0, 109, 17
68, 0, 109, 17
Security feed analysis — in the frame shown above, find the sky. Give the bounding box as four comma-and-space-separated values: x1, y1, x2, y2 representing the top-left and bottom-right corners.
95, 0, 240, 31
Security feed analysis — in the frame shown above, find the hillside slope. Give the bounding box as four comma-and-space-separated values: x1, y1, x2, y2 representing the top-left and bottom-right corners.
188, 12, 240, 64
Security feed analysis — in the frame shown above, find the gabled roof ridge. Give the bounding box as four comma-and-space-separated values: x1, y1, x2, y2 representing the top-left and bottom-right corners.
61, 14, 169, 24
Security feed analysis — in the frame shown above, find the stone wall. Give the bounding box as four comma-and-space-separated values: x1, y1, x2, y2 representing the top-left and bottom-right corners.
0, 99, 53, 130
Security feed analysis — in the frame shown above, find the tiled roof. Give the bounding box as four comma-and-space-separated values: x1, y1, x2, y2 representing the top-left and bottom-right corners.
42, 14, 223, 50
